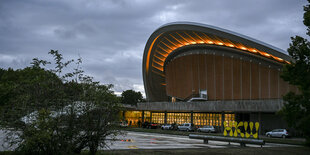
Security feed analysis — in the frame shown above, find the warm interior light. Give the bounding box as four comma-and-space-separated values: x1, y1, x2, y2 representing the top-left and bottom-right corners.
240, 47, 247, 50
149, 31, 288, 75
152, 63, 163, 72
273, 56, 283, 61
263, 53, 270, 57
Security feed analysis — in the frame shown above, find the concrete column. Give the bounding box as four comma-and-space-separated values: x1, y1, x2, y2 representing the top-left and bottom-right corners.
191, 111, 193, 124
278, 69, 280, 99
142, 111, 145, 123
259, 63, 261, 99
250, 60, 252, 100
259, 112, 261, 138
268, 65, 271, 99
164, 111, 167, 124
205, 53, 208, 94
231, 56, 234, 100
222, 54, 224, 100
191, 54, 194, 98
150, 112, 152, 123
240, 58, 243, 99
221, 111, 225, 132
213, 53, 216, 99
198, 53, 200, 94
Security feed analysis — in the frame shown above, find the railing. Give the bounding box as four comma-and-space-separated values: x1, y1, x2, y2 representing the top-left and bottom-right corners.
189, 134, 265, 147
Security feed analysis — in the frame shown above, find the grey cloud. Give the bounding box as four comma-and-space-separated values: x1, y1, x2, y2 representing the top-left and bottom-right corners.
0, 0, 308, 95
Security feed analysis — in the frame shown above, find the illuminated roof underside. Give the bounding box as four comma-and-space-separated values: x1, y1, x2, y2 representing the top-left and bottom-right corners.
143, 22, 293, 101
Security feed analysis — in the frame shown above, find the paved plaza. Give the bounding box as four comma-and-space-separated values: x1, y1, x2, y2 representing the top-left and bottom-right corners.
0, 130, 301, 151
105, 131, 300, 150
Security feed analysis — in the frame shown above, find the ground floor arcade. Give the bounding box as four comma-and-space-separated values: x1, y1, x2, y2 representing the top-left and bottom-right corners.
121, 100, 291, 135
121, 111, 235, 129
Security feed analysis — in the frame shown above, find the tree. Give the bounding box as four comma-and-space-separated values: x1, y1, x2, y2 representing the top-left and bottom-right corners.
121, 89, 144, 106
280, 1, 310, 146
0, 50, 121, 154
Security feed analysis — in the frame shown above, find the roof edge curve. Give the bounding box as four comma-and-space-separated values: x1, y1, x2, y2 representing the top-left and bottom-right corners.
142, 22, 293, 102
156, 21, 288, 55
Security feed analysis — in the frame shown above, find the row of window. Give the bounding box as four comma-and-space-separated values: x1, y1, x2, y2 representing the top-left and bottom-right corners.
121, 111, 235, 127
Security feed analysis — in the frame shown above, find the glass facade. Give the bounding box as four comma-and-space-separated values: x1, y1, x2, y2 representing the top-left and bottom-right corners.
224, 114, 235, 127
166, 113, 191, 125
122, 111, 142, 126
193, 113, 222, 126
122, 111, 235, 127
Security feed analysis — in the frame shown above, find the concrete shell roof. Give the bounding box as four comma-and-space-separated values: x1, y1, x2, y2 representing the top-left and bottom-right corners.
142, 22, 293, 102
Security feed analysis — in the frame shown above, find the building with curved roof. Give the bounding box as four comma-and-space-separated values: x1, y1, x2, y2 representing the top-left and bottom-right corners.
143, 22, 295, 102
123, 22, 297, 134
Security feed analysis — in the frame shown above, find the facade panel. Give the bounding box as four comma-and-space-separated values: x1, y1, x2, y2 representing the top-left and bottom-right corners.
270, 68, 278, 98
184, 56, 193, 99
206, 54, 216, 100
192, 54, 200, 96
224, 56, 233, 100
165, 54, 297, 101
233, 58, 241, 100
242, 60, 251, 99
215, 55, 223, 100
199, 54, 207, 92
251, 63, 259, 99
165, 60, 172, 96
260, 66, 269, 99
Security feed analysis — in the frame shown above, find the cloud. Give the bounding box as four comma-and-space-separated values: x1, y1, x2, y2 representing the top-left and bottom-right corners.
0, 0, 308, 96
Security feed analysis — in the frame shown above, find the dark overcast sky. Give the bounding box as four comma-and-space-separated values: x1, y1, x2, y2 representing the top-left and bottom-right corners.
0, 0, 308, 96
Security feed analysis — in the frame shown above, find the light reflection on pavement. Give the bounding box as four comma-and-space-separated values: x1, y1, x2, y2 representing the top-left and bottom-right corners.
104, 131, 300, 150
0, 130, 301, 151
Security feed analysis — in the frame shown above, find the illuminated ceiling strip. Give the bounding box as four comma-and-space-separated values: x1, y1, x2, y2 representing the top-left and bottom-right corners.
164, 37, 179, 47
148, 32, 289, 74
169, 34, 183, 45
200, 33, 215, 44
272, 55, 283, 62
152, 62, 164, 71
152, 69, 165, 77
160, 41, 174, 51
153, 58, 164, 67
193, 32, 207, 43
146, 34, 162, 73
259, 51, 271, 57
156, 50, 168, 57
154, 54, 165, 62
157, 47, 169, 55
213, 36, 225, 45
170, 32, 189, 47
224, 40, 236, 47
249, 48, 258, 53
158, 45, 170, 53
176, 32, 191, 43
184, 31, 197, 43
